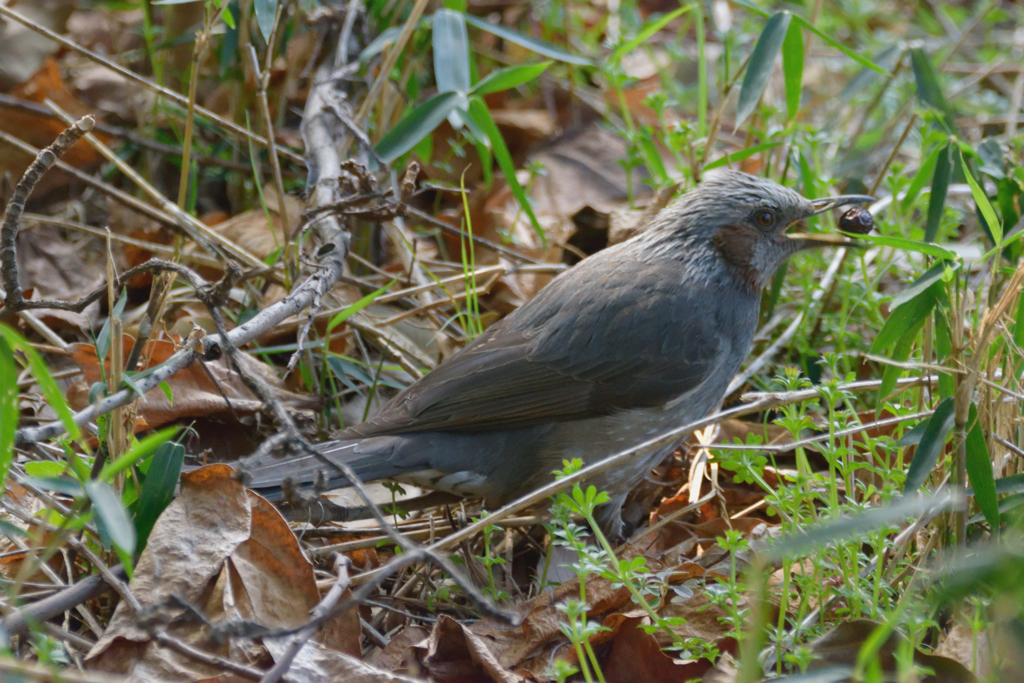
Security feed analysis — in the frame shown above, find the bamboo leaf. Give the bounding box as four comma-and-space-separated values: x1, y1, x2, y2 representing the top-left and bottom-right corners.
607, 4, 694, 67
465, 96, 544, 241
958, 147, 1002, 245
791, 15, 889, 75
86, 481, 137, 556
870, 282, 940, 354
851, 233, 956, 260
0, 339, 17, 492
904, 398, 956, 493
98, 426, 181, 483
463, 14, 594, 66
471, 62, 552, 96
254, 0, 277, 42
736, 12, 792, 127
433, 9, 471, 94
781, 19, 803, 121
705, 142, 782, 171
134, 442, 185, 549
909, 47, 955, 129
901, 143, 942, 213
924, 143, 952, 242
376, 91, 466, 163
966, 404, 999, 532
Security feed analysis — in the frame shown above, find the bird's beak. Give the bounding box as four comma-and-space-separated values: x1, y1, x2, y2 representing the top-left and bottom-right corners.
807, 194, 876, 217
784, 194, 876, 250
784, 232, 861, 250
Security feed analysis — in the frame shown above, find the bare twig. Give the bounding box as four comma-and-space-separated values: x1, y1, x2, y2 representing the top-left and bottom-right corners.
1, 116, 94, 312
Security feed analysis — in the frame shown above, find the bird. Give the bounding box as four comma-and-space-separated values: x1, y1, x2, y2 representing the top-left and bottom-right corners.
241, 170, 873, 536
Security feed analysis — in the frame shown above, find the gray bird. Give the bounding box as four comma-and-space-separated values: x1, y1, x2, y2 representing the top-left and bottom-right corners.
242, 171, 872, 535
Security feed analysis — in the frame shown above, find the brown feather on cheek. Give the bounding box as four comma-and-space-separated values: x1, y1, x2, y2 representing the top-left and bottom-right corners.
711, 224, 760, 290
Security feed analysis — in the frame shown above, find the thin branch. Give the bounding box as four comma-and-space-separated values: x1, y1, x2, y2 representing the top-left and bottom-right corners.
1, 115, 94, 312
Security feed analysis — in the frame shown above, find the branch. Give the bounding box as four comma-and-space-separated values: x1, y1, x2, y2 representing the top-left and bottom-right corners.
1, 115, 94, 312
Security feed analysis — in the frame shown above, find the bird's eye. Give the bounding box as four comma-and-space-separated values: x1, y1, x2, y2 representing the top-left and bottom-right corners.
753, 209, 776, 229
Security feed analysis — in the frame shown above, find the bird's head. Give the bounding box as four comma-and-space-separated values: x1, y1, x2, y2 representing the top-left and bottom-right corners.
650, 170, 874, 291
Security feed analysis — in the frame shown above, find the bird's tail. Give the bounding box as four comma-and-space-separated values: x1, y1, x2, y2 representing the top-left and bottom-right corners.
238, 438, 408, 501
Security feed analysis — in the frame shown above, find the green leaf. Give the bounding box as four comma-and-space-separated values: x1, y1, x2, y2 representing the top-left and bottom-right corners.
86, 481, 137, 555
376, 91, 467, 163
463, 14, 594, 66
958, 147, 1002, 245
0, 325, 81, 444
361, 25, 408, 62
24, 461, 69, 479
771, 490, 958, 561
909, 47, 954, 129
254, 0, 277, 42
159, 381, 173, 405
1014, 285, 1024, 349
850, 233, 956, 260
977, 138, 1005, 179
607, 4, 694, 67
26, 476, 82, 497
924, 143, 952, 242
890, 261, 956, 310
704, 141, 782, 171
471, 62, 552, 96
736, 12, 792, 127
98, 426, 181, 483
781, 19, 803, 121
326, 280, 397, 336
934, 309, 955, 399
870, 282, 940, 354
134, 442, 185, 549
877, 315, 928, 405
465, 96, 544, 241
96, 288, 128, 365
904, 398, 956, 493
900, 143, 942, 213
965, 404, 998, 533
790, 15, 889, 75
0, 338, 16, 491
433, 9, 471, 94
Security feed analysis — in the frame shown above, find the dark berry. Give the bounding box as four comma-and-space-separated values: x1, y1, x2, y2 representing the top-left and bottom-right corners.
839, 207, 874, 235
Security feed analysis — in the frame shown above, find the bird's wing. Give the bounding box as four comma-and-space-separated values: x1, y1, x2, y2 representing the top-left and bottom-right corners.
346, 255, 729, 437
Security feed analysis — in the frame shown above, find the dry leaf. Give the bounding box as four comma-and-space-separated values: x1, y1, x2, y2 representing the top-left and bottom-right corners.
87, 465, 361, 682
417, 615, 526, 683
67, 336, 319, 433
807, 619, 976, 683
602, 615, 711, 683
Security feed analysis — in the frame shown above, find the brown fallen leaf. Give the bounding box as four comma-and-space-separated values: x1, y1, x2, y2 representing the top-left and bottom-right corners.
417, 615, 527, 683
67, 335, 319, 433
602, 615, 711, 683
87, 465, 361, 682
807, 619, 976, 683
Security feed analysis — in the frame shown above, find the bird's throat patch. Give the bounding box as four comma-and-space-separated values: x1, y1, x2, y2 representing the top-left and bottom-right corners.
711, 224, 760, 289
